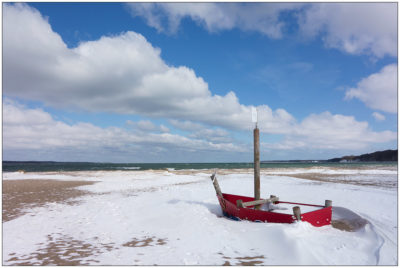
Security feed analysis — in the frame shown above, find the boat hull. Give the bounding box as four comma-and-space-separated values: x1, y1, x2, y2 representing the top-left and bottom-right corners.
218, 193, 332, 227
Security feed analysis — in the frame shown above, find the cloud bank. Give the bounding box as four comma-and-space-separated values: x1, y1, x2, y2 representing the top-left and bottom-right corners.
3, 99, 246, 161
3, 3, 294, 133
127, 3, 302, 38
299, 3, 397, 58
127, 2, 397, 58
270, 112, 396, 150
4, 99, 396, 161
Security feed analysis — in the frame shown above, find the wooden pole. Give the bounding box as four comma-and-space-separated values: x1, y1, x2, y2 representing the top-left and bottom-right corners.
324, 200, 332, 208
293, 206, 301, 221
254, 126, 261, 209
210, 173, 223, 198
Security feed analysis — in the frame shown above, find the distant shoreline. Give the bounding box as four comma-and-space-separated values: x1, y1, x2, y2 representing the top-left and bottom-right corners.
4, 149, 397, 165
2, 160, 397, 173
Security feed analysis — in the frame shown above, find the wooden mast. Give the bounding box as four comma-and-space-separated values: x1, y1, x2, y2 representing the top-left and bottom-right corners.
254, 124, 261, 209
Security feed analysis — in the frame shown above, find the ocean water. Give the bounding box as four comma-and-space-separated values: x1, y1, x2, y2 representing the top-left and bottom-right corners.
2, 161, 397, 172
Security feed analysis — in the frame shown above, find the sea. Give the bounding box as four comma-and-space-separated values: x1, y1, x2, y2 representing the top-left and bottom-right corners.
2, 161, 397, 173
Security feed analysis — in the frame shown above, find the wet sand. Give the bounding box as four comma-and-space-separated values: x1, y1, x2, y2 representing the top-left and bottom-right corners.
2, 179, 96, 222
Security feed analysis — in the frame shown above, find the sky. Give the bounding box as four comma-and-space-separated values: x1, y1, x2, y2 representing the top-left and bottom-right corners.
2, 2, 398, 163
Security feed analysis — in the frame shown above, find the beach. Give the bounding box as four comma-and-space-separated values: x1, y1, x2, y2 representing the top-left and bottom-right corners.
3, 180, 96, 223
2, 165, 398, 265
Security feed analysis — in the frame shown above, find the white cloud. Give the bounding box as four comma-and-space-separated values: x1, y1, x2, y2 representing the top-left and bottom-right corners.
189, 129, 232, 143
126, 3, 302, 38
3, 100, 247, 161
264, 112, 397, 150
345, 64, 397, 113
3, 3, 295, 134
168, 119, 205, 132
169, 119, 232, 142
298, 3, 397, 58
372, 112, 386, 122
127, 120, 170, 133
4, 99, 396, 161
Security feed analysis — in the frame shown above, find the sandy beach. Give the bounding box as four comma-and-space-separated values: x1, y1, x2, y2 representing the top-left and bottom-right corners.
2, 179, 98, 265
2, 167, 397, 265
3, 179, 96, 223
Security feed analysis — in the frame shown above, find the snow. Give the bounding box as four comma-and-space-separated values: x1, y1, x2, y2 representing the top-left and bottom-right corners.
262, 202, 320, 214
2, 166, 398, 265
261, 166, 397, 175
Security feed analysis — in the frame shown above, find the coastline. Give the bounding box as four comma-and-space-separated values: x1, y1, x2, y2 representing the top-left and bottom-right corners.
2, 165, 397, 265
2, 160, 397, 173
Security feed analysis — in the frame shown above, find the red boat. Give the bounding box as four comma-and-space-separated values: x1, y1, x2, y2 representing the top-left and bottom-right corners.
216, 192, 332, 227
210, 119, 332, 227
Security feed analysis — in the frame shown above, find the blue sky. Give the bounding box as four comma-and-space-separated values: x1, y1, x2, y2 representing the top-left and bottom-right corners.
3, 2, 398, 162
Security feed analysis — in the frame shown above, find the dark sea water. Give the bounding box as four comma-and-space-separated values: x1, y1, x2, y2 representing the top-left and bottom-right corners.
2, 161, 397, 172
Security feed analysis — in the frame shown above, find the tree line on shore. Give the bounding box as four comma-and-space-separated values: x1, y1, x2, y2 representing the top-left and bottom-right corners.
327, 149, 398, 162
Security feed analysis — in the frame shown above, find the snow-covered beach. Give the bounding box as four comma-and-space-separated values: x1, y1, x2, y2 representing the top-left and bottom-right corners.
2, 165, 397, 265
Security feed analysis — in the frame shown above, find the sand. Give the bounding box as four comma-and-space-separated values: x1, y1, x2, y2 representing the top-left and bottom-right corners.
2, 169, 395, 265
2, 179, 102, 265
2, 179, 96, 222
